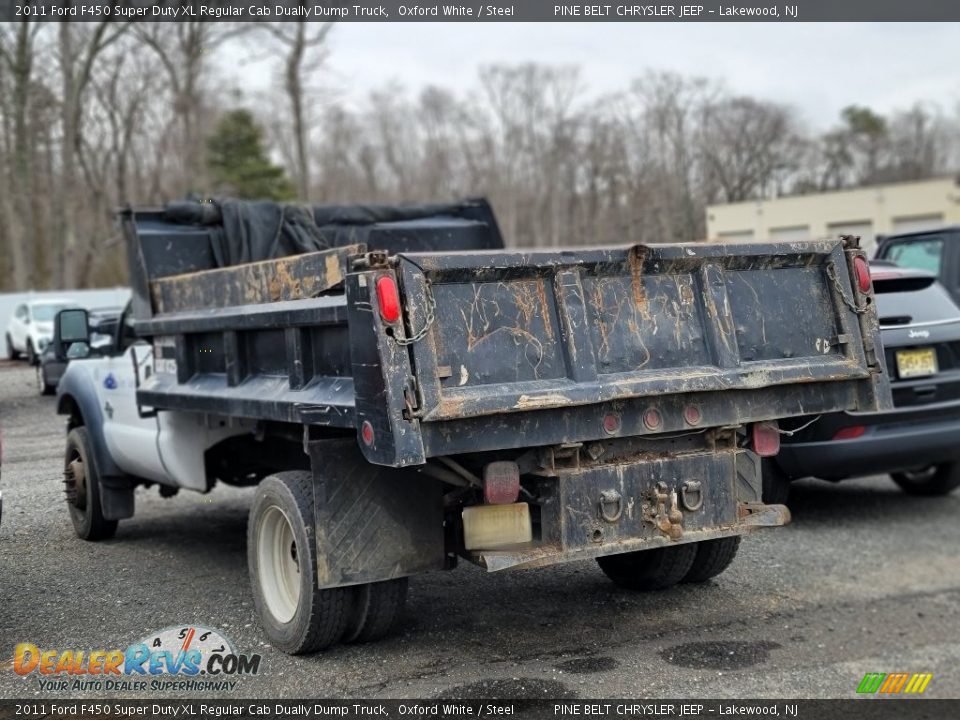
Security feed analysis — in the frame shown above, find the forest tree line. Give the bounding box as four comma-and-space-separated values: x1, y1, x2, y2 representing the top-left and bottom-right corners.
1, 20, 959, 291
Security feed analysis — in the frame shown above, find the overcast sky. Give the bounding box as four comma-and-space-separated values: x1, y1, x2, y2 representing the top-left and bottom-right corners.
221, 23, 960, 129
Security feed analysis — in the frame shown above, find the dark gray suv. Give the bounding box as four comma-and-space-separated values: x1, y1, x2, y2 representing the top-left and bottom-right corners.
766, 261, 960, 500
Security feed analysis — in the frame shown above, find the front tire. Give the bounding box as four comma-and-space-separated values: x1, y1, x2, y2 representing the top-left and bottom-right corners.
248, 471, 352, 654
39, 366, 55, 395
682, 537, 741, 583
597, 544, 697, 591
891, 463, 960, 497
6, 333, 19, 360
64, 427, 118, 541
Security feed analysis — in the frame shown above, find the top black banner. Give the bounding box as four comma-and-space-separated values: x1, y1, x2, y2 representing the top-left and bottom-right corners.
1, 0, 958, 22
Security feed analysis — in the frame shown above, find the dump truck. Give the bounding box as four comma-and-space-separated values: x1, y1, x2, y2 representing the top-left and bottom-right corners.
53, 198, 890, 654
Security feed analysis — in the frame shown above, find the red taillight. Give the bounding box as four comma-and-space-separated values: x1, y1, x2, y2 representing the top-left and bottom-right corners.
376, 275, 401, 324
483, 461, 520, 505
602, 412, 621, 435
853, 256, 871, 293
752, 421, 781, 457
833, 425, 866, 441
360, 420, 375, 446
643, 407, 663, 430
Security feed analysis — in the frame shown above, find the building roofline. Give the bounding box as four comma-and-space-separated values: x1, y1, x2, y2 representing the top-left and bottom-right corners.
707, 174, 960, 212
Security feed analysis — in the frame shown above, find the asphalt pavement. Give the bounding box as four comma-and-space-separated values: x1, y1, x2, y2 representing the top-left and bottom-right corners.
1, 361, 958, 700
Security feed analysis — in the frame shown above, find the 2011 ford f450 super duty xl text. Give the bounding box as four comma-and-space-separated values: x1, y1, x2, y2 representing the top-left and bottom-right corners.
53, 198, 890, 654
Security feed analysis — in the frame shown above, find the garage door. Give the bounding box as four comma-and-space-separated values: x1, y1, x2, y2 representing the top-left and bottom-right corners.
769, 226, 811, 242
717, 230, 754, 242
892, 214, 945, 234
828, 221, 874, 254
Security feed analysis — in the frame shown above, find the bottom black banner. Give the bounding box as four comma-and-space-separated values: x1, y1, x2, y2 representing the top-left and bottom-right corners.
0, 700, 955, 720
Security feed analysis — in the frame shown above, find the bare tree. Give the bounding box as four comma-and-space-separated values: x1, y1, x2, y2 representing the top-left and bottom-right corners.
0, 21, 45, 289
479, 63, 583, 247
56, 18, 130, 288
886, 103, 953, 181
260, 19, 334, 201
136, 21, 248, 194
698, 97, 798, 203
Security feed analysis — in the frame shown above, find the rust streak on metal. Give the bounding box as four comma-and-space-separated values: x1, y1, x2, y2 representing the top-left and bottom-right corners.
628, 244, 649, 310
151, 245, 360, 313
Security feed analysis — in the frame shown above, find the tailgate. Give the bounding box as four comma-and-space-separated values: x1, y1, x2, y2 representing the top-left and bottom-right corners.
399, 241, 886, 422
349, 239, 890, 466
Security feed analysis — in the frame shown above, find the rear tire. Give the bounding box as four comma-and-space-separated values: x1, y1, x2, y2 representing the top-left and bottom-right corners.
762, 459, 791, 504
65, 427, 118, 541
344, 578, 409, 643
248, 471, 351, 654
6, 334, 20, 360
26, 339, 37, 365
891, 463, 960, 497
682, 537, 741, 583
597, 544, 697, 591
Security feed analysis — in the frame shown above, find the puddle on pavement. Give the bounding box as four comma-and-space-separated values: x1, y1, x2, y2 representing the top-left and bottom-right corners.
660, 640, 781, 670
554, 656, 619, 674
438, 677, 576, 700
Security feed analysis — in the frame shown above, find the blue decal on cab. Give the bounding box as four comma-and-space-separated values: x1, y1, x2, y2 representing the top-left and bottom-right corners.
104, 373, 117, 390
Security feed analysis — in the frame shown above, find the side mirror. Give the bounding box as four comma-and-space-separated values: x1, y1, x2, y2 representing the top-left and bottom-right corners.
54, 308, 90, 361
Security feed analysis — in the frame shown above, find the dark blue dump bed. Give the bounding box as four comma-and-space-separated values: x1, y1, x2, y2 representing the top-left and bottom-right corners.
122, 199, 891, 467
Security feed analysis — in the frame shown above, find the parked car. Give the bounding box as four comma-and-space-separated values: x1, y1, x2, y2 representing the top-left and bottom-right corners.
875, 225, 960, 304
766, 261, 960, 500
38, 307, 122, 395
6, 298, 78, 364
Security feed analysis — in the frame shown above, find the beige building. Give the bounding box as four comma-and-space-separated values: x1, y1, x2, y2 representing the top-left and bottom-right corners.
706, 177, 960, 254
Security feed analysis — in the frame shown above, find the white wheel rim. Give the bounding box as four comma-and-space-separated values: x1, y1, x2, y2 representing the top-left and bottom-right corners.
257, 505, 301, 624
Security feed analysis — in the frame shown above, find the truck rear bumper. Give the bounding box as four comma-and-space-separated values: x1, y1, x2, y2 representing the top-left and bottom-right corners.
465, 446, 788, 572
472, 503, 788, 572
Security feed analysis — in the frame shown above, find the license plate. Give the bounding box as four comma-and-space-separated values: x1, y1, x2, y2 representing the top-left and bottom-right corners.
896, 348, 938, 379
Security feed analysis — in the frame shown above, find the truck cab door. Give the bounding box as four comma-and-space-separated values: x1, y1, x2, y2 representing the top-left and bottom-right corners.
96, 308, 166, 483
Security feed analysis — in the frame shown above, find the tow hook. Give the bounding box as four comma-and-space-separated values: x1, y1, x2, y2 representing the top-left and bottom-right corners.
680, 480, 704, 511
599, 490, 623, 522
646, 482, 684, 540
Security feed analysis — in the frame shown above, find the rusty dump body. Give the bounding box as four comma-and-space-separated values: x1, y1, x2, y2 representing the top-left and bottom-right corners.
122, 199, 890, 583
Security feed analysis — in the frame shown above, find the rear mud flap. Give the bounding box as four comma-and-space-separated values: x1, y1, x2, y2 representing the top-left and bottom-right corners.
306, 438, 446, 589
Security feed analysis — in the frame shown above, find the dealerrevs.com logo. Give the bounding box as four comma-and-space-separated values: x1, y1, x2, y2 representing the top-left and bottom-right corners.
11, 625, 262, 693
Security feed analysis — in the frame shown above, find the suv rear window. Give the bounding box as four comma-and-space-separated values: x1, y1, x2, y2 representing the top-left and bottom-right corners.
875, 279, 959, 325
883, 235, 945, 275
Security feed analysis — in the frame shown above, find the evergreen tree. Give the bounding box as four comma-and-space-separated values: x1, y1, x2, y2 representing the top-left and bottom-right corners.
207, 109, 295, 200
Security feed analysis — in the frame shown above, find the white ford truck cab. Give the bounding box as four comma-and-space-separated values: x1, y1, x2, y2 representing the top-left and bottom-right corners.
54, 304, 252, 524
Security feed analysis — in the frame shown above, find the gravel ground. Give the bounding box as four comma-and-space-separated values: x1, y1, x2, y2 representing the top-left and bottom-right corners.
0, 360, 958, 700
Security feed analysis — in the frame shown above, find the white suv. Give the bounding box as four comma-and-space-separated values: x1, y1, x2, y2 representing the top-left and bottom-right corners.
6, 298, 78, 364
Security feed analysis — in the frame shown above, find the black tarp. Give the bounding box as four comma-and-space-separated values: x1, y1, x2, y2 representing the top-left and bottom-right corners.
164, 198, 504, 267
